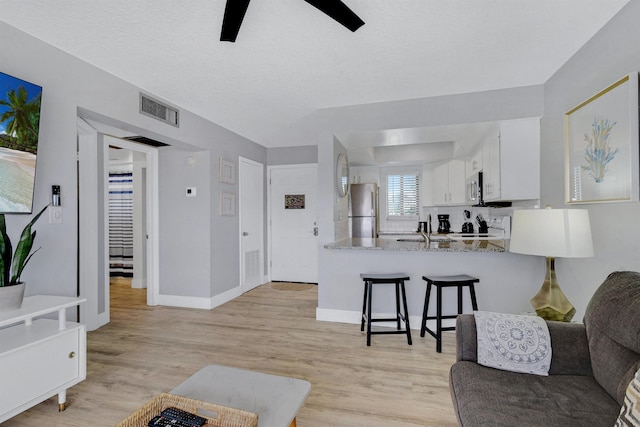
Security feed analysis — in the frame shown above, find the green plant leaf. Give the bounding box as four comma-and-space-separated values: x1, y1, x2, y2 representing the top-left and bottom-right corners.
11, 230, 36, 284
0, 214, 12, 287
15, 246, 41, 283
9, 205, 48, 285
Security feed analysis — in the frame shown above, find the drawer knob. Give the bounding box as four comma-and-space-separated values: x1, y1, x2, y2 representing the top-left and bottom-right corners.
68, 351, 76, 359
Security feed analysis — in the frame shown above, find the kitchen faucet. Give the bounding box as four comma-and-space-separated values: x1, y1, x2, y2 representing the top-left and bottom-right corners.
420, 213, 432, 244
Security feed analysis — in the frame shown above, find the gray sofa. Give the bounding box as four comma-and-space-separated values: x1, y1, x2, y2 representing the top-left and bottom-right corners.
449, 271, 640, 426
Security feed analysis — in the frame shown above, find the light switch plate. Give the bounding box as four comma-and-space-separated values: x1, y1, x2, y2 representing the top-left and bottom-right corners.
186, 187, 197, 197
49, 206, 62, 224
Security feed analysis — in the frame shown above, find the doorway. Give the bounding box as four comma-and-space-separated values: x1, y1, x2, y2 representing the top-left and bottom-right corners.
268, 164, 318, 283
107, 142, 147, 288
77, 117, 159, 331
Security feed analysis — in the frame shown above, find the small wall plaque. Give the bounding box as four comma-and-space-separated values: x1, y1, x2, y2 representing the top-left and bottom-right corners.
219, 158, 235, 184
285, 194, 305, 209
220, 191, 235, 216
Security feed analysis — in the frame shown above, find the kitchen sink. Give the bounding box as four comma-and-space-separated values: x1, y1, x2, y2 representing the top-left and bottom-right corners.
448, 233, 503, 241
397, 236, 451, 243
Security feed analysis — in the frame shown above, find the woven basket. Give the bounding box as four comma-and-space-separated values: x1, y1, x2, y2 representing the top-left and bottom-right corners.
115, 393, 258, 427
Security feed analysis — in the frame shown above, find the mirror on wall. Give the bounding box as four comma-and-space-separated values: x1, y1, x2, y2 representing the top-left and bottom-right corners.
336, 153, 350, 197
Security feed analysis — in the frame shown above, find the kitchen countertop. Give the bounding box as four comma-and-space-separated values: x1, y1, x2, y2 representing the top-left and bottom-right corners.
325, 236, 507, 252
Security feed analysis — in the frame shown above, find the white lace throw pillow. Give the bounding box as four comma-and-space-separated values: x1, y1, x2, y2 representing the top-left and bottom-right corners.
474, 311, 552, 376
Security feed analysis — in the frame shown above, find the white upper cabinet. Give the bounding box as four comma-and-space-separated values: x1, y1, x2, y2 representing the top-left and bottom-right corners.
482, 134, 501, 200
431, 159, 466, 205
465, 146, 483, 177
483, 118, 540, 202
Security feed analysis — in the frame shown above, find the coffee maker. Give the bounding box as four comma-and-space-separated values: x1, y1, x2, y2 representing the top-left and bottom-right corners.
437, 214, 451, 233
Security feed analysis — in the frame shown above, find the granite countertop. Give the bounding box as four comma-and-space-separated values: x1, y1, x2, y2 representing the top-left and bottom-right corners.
325, 236, 507, 252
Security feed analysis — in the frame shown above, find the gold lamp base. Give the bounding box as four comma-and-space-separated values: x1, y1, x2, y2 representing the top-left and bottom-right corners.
530, 257, 576, 322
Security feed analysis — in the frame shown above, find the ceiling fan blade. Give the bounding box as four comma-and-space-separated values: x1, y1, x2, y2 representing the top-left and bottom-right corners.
220, 0, 251, 42
303, 0, 365, 32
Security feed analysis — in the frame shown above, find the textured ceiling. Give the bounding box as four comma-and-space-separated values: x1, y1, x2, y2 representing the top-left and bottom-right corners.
0, 0, 630, 148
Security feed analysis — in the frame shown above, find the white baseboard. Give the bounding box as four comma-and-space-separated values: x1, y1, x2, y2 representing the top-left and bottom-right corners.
315, 307, 361, 324
156, 286, 242, 310
131, 278, 146, 289
315, 307, 456, 330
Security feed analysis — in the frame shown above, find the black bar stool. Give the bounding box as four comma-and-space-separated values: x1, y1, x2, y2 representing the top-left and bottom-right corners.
360, 273, 412, 346
420, 274, 479, 352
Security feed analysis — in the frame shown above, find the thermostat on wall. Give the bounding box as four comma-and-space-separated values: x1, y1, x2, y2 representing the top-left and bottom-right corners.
186, 187, 196, 197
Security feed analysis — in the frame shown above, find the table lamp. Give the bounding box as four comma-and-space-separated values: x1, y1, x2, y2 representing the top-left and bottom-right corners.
509, 207, 594, 321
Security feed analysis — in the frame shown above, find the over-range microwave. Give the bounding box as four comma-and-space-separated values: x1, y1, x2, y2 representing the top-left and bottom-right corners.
466, 171, 484, 205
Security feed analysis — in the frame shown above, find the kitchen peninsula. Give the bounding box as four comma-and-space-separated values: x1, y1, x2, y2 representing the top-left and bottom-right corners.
317, 118, 545, 333
318, 234, 540, 331
326, 236, 506, 252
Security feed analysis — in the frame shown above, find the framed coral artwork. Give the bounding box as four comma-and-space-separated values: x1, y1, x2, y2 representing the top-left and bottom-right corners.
565, 73, 639, 203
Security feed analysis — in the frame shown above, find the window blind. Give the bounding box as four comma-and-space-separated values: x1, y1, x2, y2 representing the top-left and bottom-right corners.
108, 171, 134, 277
387, 173, 419, 217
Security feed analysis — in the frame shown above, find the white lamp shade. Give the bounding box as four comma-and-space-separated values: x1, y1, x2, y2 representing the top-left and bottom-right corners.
509, 208, 594, 258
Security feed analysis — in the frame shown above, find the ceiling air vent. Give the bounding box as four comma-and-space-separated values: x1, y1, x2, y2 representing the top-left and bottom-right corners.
139, 93, 179, 127
123, 136, 169, 147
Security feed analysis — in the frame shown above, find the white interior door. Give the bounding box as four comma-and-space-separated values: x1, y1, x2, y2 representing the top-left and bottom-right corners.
239, 157, 264, 292
269, 164, 318, 283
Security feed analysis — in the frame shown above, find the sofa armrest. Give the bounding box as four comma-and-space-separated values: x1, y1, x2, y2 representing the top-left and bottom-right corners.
455, 314, 593, 376
455, 314, 478, 362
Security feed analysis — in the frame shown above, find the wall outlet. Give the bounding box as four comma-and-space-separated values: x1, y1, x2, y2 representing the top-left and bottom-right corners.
186, 187, 197, 197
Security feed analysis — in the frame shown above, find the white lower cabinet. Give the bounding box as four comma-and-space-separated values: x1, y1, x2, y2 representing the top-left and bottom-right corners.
0, 296, 86, 423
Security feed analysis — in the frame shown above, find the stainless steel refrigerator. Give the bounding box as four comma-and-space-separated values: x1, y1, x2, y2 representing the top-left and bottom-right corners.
349, 183, 378, 238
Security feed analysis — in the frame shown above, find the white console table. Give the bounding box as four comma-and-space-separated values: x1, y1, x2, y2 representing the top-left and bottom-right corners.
0, 295, 86, 423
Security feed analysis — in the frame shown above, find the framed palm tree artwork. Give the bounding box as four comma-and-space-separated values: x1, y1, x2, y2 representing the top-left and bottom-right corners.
0, 71, 43, 213
565, 73, 640, 204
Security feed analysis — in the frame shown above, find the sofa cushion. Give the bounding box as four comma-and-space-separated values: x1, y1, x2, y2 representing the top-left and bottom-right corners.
450, 361, 620, 427
584, 271, 640, 405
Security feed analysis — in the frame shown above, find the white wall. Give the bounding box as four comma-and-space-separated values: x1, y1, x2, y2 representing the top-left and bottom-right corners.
267, 146, 318, 165
539, 1, 640, 318
158, 149, 211, 297
0, 23, 267, 307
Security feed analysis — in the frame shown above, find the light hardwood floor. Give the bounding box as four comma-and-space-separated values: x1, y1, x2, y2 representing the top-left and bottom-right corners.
5, 281, 458, 426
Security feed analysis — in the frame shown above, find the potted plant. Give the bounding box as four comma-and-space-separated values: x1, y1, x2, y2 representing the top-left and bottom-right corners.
0, 205, 48, 311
